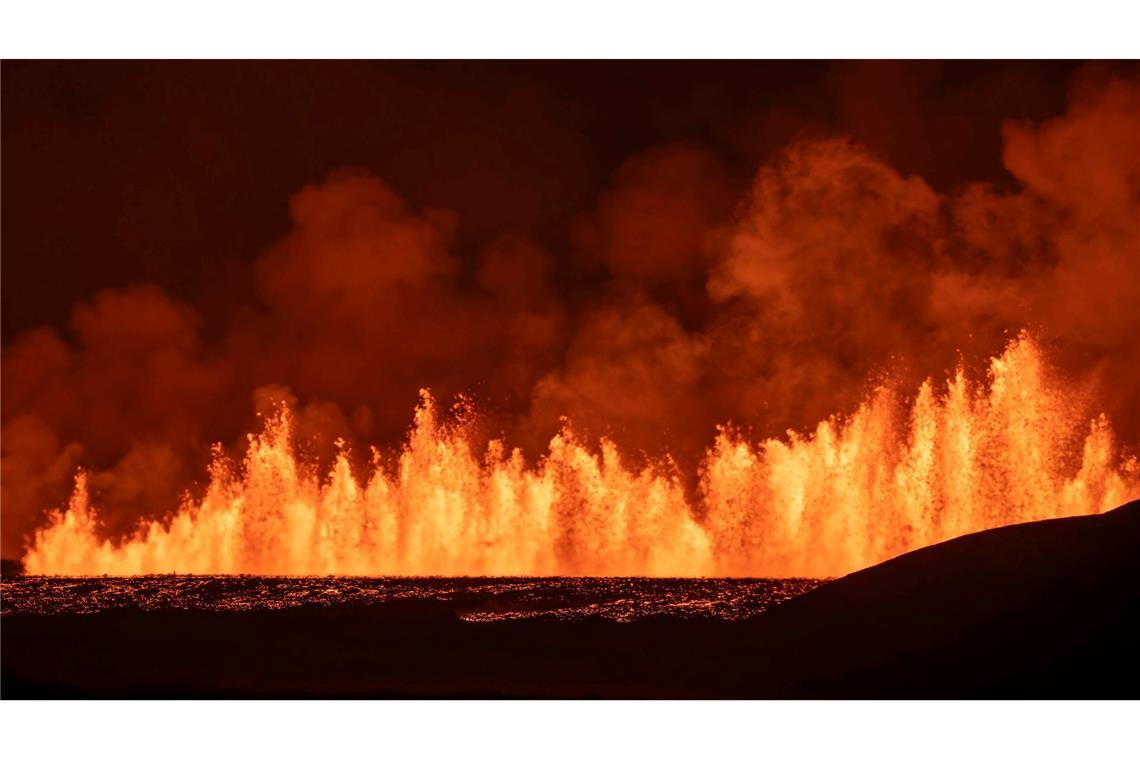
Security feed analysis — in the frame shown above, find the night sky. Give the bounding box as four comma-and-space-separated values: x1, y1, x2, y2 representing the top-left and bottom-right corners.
3, 61, 1084, 336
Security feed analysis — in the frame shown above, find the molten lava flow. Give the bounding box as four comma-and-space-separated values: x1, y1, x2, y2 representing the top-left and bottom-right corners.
22, 335, 1140, 577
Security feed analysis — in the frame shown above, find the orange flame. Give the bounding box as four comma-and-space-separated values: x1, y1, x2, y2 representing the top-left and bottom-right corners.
22, 335, 1140, 577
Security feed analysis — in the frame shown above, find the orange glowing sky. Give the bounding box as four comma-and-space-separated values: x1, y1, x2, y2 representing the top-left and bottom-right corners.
4, 62, 1139, 573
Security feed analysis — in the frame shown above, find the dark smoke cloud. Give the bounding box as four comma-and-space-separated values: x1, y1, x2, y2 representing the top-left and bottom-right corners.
3, 65, 1138, 555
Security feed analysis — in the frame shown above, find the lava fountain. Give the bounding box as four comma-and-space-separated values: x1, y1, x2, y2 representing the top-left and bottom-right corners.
23, 334, 1140, 577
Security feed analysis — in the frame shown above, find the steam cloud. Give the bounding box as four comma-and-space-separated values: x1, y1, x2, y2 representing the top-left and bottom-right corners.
3, 68, 1138, 556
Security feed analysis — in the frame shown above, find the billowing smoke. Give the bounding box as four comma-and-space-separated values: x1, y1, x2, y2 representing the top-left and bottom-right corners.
3, 68, 1138, 557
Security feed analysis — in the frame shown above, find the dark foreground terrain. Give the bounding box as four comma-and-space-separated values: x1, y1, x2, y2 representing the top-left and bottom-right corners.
3, 500, 1138, 698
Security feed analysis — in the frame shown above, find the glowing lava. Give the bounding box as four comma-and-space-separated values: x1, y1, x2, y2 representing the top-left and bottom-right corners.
23, 335, 1139, 577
